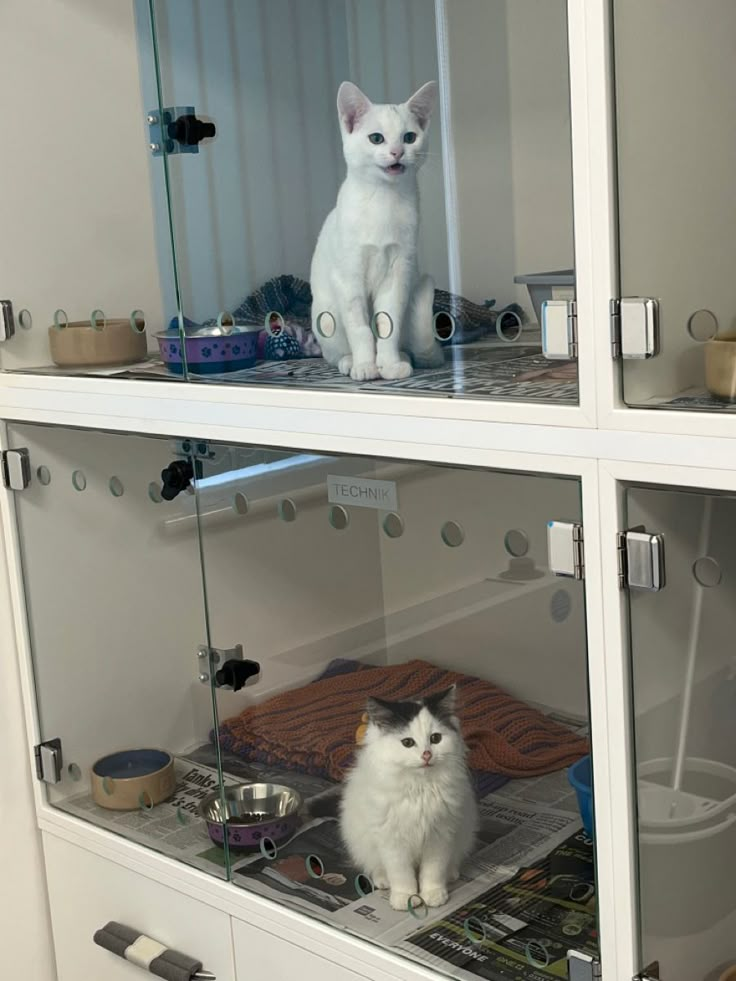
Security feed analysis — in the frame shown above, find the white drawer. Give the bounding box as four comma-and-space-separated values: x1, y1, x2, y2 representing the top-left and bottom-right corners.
43, 834, 235, 981
233, 919, 370, 981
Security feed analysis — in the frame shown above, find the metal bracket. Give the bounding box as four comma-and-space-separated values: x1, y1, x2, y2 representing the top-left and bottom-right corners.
617, 528, 665, 591
633, 963, 660, 981
34, 738, 62, 784
567, 950, 602, 981
547, 520, 585, 580
196, 644, 243, 684
197, 644, 261, 692
176, 439, 214, 461
610, 297, 659, 359
0, 299, 15, 341
147, 107, 216, 156
1, 448, 31, 490
542, 299, 578, 360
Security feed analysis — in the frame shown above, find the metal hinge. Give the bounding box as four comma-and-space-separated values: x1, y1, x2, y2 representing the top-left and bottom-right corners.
34, 738, 62, 784
147, 107, 216, 156
197, 644, 261, 691
567, 951, 602, 981
633, 962, 660, 981
542, 299, 578, 360
617, 528, 665, 591
610, 297, 659, 359
547, 521, 585, 580
1, 299, 15, 341
1, 448, 31, 490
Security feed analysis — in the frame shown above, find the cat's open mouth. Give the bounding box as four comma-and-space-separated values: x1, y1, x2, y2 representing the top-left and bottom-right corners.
383, 163, 406, 175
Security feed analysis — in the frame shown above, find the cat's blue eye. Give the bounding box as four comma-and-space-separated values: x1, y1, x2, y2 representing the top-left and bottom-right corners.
430, 732, 442, 745
401, 737, 416, 748
368, 133, 385, 145
403, 132, 417, 144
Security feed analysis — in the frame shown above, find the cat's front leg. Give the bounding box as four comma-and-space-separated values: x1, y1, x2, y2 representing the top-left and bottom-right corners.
418, 840, 452, 907
343, 295, 380, 381
374, 273, 413, 380
378, 844, 418, 911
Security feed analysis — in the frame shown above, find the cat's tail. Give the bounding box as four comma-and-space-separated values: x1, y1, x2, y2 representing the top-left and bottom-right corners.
304, 784, 343, 820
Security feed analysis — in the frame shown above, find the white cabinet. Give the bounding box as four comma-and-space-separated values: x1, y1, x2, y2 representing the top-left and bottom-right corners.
233, 920, 370, 981
43, 834, 235, 981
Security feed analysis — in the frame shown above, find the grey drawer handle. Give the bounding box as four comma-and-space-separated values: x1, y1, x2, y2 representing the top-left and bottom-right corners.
93, 921, 215, 980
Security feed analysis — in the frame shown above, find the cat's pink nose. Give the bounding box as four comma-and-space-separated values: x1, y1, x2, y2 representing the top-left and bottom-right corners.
390, 148, 404, 160
422, 750, 432, 763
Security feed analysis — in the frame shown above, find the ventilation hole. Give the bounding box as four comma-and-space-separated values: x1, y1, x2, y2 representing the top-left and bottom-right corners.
525, 941, 552, 968
355, 873, 374, 896
18, 309, 32, 330
109, 476, 124, 498
130, 309, 146, 333
148, 482, 163, 504
550, 589, 572, 623
372, 311, 394, 340
504, 529, 529, 557
433, 311, 455, 341
441, 520, 464, 547
496, 309, 523, 342
102, 776, 114, 796
217, 311, 234, 332
176, 807, 190, 826
259, 837, 278, 860
407, 895, 428, 919
569, 882, 594, 903
693, 556, 722, 587
561, 913, 587, 937
72, 470, 87, 491
90, 308, 106, 331
687, 309, 718, 343
316, 311, 336, 338
53, 309, 68, 330
328, 505, 350, 530
305, 854, 324, 879
36, 466, 51, 486
233, 492, 249, 515
139, 791, 154, 811
463, 917, 487, 944
278, 498, 297, 522
382, 512, 404, 538
68, 763, 82, 782
266, 311, 285, 336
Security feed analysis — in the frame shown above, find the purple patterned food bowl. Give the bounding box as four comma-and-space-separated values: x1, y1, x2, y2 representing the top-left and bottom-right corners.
156, 324, 261, 375
199, 783, 303, 850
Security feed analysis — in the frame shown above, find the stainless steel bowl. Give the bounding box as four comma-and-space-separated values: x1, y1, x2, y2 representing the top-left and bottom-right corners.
199, 783, 303, 849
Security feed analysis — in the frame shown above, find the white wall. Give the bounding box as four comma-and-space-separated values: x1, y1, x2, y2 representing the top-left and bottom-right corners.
0, 0, 164, 371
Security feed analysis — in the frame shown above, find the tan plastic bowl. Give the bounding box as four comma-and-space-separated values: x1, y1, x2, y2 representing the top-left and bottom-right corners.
720, 969, 736, 981
90, 749, 176, 811
48, 318, 147, 368
705, 336, 736, 401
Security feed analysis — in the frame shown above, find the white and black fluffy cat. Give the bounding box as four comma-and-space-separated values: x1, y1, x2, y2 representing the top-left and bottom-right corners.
311, 686, 478, 910
310, 80, 444, 381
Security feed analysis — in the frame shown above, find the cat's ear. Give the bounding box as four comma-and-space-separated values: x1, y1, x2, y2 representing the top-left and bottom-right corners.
425, 684, 457, 722
366, 696, 399, 729
407, 81, 438, 130
337, 81, 373, 134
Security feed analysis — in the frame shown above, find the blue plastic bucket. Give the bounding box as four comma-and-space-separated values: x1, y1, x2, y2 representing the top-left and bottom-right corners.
568, 755, 594, 839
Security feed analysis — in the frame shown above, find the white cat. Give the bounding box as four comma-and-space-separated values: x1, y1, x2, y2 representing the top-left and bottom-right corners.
310, 81, 444, 381
339, 686, 478, 911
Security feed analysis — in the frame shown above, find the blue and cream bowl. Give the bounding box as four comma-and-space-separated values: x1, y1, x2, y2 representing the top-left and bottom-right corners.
156, 324, 261, 375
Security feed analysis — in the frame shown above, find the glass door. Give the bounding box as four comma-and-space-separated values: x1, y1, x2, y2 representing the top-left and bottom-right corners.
8, 424, 230, 878
192, 442, 600, 978
146, 0, 580, 406
614, 1, 736, 413
624, 485, 736, 980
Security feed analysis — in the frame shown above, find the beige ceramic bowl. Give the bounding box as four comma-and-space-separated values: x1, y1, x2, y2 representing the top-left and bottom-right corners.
48, 317, 147, 368
91, 749, 176, 811
705, 336, 736, 401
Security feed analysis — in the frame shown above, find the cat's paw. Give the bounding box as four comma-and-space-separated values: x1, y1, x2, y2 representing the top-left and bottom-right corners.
420, 885, 449, 908
338, 355, 353, 376
378, 359, 413, 381
389, 891, 419, 912
371, 871, 390, 890
350, 360, 381, 381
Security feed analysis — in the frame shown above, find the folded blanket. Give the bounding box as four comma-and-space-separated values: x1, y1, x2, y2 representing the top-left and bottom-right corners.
217, 659, 588, 784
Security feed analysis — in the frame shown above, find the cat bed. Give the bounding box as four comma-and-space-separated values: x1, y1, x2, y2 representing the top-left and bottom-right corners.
216, 658, 588, 786
178, 275, 526, 358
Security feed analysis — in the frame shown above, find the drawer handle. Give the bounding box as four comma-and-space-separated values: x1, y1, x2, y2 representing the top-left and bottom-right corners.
93, 921, 216, 980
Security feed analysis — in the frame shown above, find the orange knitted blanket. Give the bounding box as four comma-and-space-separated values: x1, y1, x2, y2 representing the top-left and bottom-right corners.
217, 659, 588, 782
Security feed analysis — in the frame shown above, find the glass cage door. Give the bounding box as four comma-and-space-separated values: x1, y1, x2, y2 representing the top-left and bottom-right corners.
7, 423, 231, 878
192, 441, 599, 978
624, 484, 736, 981
614, 1, 736, 413
146, 0, 580, 405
